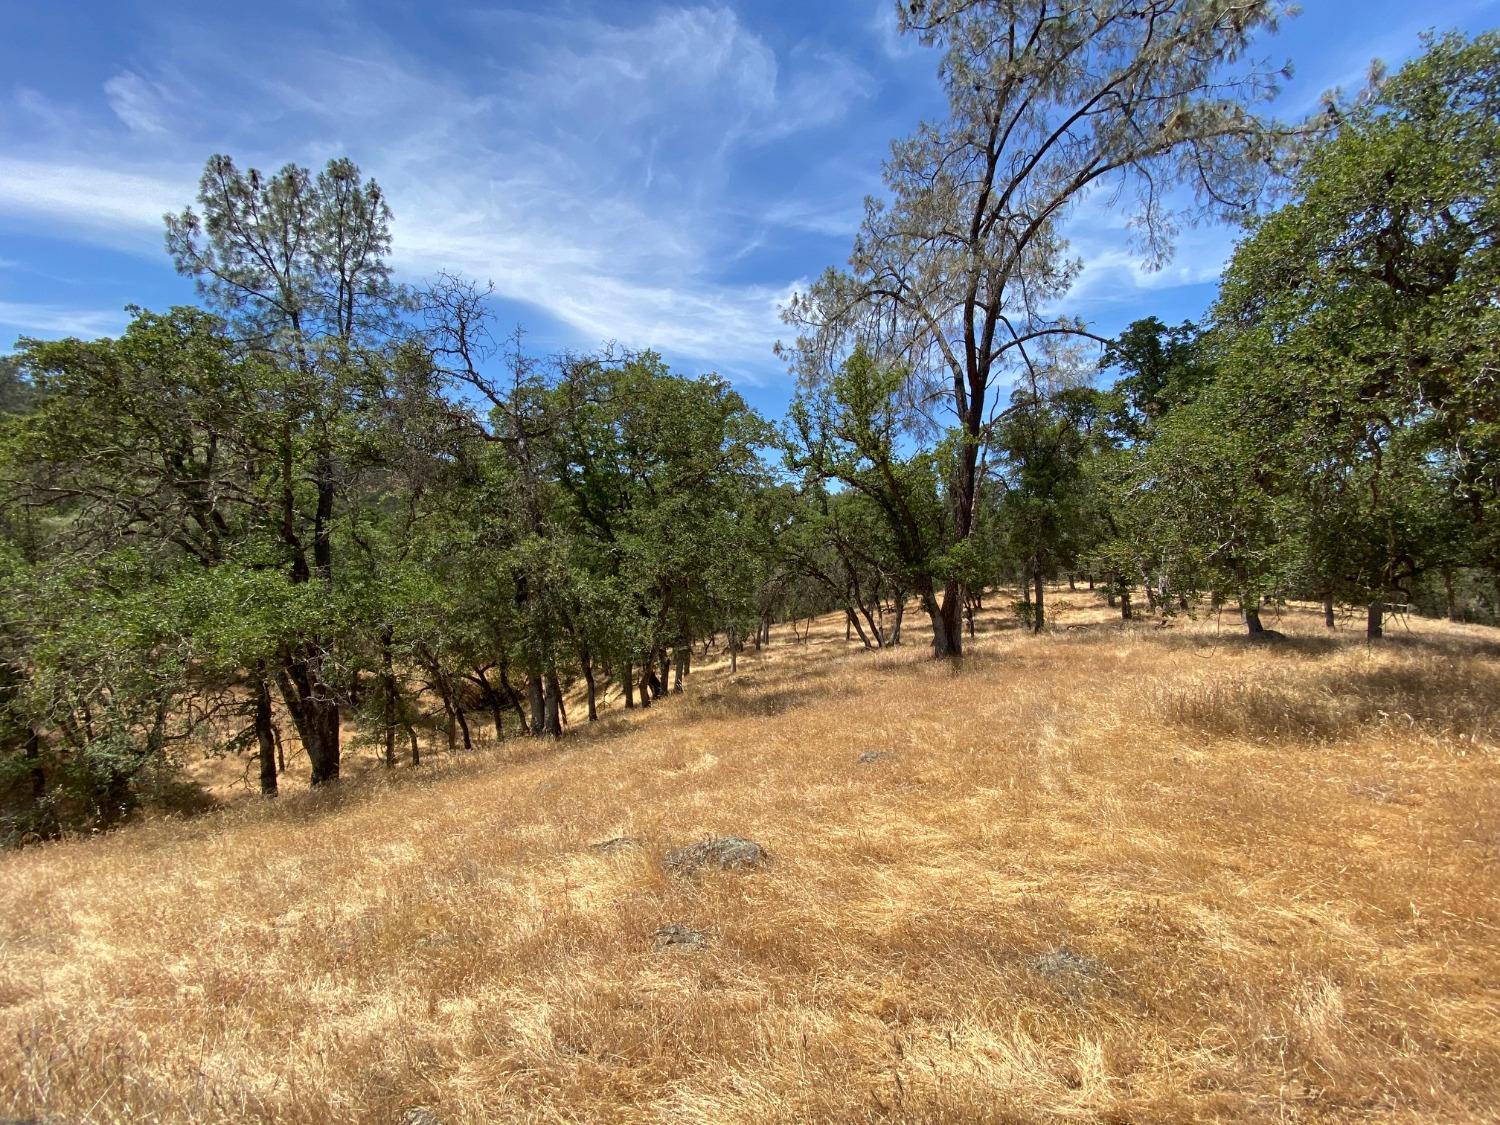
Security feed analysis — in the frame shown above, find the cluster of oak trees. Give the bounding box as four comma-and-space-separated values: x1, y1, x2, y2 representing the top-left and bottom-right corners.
1, 3, 1495, 837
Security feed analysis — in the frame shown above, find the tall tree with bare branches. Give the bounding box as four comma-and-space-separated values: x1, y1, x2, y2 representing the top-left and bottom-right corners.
783, 0, 1308, 656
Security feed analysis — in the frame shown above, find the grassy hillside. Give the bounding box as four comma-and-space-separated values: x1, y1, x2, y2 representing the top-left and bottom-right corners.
3, 592, 1498, 1122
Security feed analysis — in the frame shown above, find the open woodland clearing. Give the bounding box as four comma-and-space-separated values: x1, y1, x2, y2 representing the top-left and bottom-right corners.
2, 590, 1498, 1123
3, 7, 1500, 1123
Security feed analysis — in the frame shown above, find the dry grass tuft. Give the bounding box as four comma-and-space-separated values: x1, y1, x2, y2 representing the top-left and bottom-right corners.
2, 592, 1498, 1122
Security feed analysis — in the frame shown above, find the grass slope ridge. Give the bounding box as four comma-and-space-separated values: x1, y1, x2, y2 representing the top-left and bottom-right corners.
2, 594, 1498, 1122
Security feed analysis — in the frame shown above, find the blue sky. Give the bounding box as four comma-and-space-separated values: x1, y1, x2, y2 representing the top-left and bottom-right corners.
1, 0, 1497, 417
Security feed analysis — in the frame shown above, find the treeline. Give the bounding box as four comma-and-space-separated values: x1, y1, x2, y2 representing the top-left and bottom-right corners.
1, 8, 1496, 838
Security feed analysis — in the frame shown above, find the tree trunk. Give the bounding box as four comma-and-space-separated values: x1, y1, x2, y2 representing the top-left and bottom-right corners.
934, 579, 964, 658
846, 607, 873, 649
255, 677, 278, 798
1323, 594, 1336, 629
1444, 569, 1458, 622
21, 724, 58, 839
672, 647, 685, 694
1068, 574, 1076, 591
638, 660, 654, 707
656, 651, 670, 698
380, 630, 399, 768
470, 667, 506, 741
277, 654, 340, 786
1367, 601, 1384, 640
1120, 588, 1132, 621
623, 660, 635, 709
1243, 598, 1265, 636
527, 674, 545, 736
542, 668, 563, 738
729, 628, 739, 673
1033, 571, 1045, 634
408, 725, 421, 767
454, 700, 473, 752
1088, 575, 1095, 590
583, 653, 598, 721
891, 593, 906, 646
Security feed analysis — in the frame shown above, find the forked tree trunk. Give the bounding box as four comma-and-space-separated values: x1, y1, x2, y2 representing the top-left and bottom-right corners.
846, 608, 873, 649
278, 655, 340, 786
656, 651, 670, 697
931, 579, 963, 658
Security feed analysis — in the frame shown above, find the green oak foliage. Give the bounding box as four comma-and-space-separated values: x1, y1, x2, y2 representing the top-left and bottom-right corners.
1213, 32, 1499, 621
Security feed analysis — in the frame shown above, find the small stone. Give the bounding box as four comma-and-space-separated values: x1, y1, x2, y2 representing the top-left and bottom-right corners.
653, 923, 710, 951
401, 1107, 442, 1125
662, 835, 768, 875
591, 836, 640, 854
1028, 946, 1104, 981
857, 750, 893, 765
415, 932, 461, 949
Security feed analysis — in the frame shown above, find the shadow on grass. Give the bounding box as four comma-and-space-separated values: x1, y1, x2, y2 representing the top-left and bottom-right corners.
1149, 643, 1500, 744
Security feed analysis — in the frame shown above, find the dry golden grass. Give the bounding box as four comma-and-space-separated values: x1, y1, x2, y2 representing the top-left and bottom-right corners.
3, 591, 1499, 1123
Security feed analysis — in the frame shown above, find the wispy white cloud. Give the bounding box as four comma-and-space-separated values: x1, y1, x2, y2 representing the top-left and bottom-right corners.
0, 157, 190, 251
0, 5, 877, 377
0, 301, 131, 340
103, 71, 175, 135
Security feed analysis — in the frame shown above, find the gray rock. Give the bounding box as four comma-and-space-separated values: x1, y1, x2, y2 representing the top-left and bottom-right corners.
401, 1108, 442, 1125
414, 932, 462, 949
591, 836, 640, 854
857, 750, 893, 765
653, 923, 711, 951
1027, 947, 1107, 993
662, 835, 768, 875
